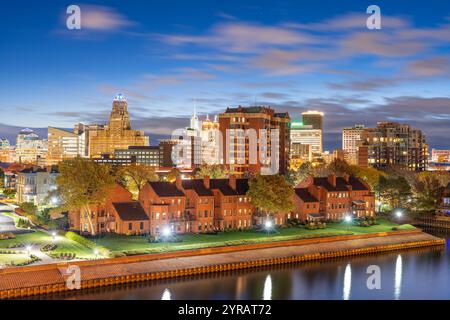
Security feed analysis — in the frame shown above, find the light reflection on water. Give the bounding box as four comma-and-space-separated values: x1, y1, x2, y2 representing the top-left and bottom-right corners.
32, 231, 450, 300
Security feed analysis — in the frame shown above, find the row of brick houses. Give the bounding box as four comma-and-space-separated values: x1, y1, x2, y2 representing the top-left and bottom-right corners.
68, 174, 375, 236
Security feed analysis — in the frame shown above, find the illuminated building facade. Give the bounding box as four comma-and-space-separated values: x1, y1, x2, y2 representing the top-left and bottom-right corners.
219, 106, 290, 176
357, 122, 428, 171
47, 127, 80, 165
88, 94, 149, 158
15, 128, 48, 164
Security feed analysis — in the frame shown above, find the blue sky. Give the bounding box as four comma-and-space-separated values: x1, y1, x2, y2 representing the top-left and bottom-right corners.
0, 0, 450, 150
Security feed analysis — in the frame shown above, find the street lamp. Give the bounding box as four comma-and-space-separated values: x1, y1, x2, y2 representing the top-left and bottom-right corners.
26, 245, 32, 255
264, 220, 273, 236
51, 197, 59, 206
395, 210, 403, 218
51, 231, 57, 241
161, 226, 172, 240
93, 248, 99, 259
344, 215, 352, 231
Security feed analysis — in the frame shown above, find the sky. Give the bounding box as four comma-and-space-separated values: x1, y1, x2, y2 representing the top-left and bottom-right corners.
0, 0, 449, 150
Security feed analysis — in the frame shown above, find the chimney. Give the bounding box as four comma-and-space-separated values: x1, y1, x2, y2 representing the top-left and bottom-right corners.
175, 176, 183, 190
229, 175, 237, 190
327, 174, 337, 188
203, 176, 210, 189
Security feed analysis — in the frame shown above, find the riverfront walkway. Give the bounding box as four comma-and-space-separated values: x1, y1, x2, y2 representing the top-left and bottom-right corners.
0, 230, 443, 298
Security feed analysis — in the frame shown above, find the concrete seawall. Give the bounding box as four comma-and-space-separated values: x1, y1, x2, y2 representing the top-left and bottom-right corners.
0, 230, 444, 299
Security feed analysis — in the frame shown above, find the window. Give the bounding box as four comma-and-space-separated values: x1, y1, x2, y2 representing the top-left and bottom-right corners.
128, 223, 132, 231
140, 222, 144, 230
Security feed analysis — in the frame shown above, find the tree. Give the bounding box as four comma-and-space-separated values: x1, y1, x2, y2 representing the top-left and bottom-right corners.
413, 174, 446, 213
3, 188, 16, 199
166, 168, 180, 183
118, 164, 159, 199
350, 166, 385, 191
247, 175, 294, 218
55, 157, 117, 235
0, 167, 4, 189
195, 164, 229, 179
327, 159, 353, 175
285, 162, 314, 186
19, 202, 38, 216
377, 175, 412, 211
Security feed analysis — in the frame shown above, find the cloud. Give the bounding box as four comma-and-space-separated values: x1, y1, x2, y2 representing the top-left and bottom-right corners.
407, 56, 450, 76
162, 22, 316, 53
79, 5, 135, 31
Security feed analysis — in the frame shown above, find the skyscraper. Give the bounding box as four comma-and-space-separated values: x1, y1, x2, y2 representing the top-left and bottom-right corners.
88, 94, 149, 158
290, 118, 323, 160
301, 111, 324, 130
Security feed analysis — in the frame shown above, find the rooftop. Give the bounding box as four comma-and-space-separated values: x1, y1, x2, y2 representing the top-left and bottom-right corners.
112, 202, 148, 221
149, 181, 185, 197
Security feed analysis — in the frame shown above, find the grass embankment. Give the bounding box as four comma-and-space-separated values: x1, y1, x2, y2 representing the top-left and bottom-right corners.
0, 219, 416, 261
96, 219, 417, 255
0, 231, 95, 259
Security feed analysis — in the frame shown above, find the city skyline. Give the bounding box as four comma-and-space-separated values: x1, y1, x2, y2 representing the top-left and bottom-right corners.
1, 0, 450, 150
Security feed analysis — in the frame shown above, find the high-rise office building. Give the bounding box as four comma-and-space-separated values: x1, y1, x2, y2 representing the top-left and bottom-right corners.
357, 122, 428, 171
88, 94, 149, 158
114, 146, 162, 167
219, 106, 290, 176
342, 124, 366, 165
47, 127, 80, 165
74, 123, 104, 158
301, 111, 324, 130
15, 128, 47, 164
290, 120, 322, 158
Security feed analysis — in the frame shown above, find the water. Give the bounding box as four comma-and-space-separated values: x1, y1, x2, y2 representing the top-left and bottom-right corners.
37, 229, 450, 300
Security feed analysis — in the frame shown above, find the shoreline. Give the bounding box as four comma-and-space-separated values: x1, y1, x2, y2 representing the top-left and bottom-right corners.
0, 230, 444, 299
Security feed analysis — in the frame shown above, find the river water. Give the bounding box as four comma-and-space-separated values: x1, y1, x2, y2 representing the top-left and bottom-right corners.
36, 229, 450, 300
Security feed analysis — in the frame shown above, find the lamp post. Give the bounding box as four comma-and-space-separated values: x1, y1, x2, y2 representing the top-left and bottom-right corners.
26, 245, 32, 255
264, 220, 273, 236
160, 226, 172, 242
51, 231, 57, 242
344, 215, 352, 231
93, 248, 99, 259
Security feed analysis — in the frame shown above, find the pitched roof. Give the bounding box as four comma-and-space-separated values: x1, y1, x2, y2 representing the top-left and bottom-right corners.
313, 176, 369, 192
182, 179, 214, 196
295, 188, 319, 202
210, 179, 237, 195
112, 202, 149, 221
235, 178, 250, 195
148, 181, 185, 197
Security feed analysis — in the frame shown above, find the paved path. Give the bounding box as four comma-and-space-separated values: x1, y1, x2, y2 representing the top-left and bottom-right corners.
0, 203, 27, 234
0, 231, 442, 292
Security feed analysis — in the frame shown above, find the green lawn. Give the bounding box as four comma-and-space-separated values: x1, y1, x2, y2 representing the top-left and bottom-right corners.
0, 231, 95, 259
96, 219, 416, 255
0, 219, 417, 260
0, 253, 32, 265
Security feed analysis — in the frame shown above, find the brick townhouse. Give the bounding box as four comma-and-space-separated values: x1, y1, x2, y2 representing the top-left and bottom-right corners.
294, 174, 375, 221
69, 183, 149, 235
69, 174, 375, 236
